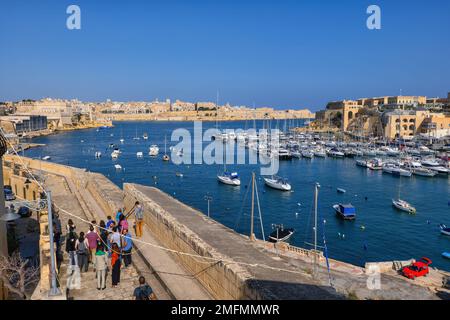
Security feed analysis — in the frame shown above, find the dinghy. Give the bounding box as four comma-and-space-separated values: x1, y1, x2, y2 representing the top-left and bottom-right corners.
442, 252, 450, 260
333, 204, 356, 220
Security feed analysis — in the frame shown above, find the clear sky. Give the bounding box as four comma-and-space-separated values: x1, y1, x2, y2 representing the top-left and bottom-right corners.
0, 0, 449, 111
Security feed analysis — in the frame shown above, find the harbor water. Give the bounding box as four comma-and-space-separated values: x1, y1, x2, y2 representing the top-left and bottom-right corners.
24, 121, 450, 271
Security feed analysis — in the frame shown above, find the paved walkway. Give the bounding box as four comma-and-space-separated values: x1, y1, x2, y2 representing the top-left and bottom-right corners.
44, 173, 170, 300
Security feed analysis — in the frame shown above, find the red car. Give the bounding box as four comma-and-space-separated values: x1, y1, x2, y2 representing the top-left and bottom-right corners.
401, 257, 432, 280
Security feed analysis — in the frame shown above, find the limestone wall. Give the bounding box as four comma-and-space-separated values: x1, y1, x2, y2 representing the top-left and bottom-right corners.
123, 183, 256, 300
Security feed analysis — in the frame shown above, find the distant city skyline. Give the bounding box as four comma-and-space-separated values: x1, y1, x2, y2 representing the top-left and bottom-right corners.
1, 0, 449, 111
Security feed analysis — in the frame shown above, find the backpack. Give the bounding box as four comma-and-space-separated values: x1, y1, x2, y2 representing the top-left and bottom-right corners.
136, 286, 150, 300
77, 240, 88, 255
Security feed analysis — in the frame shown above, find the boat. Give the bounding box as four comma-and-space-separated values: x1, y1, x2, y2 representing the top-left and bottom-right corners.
301, 150, 314, 159
149, 145, 159, 156
114, 164, 122, 170
367, 158, 383, 170
442, 252, 450, 260
356, 159, 368, 168
111, 149, 120, 159
276, 148, 292, 160
136, 152, 143, 158
291, 151, 302, 159
95, 151, 102, 158
162, 135, 170, 162
142, 133, 148, 140
392, 199, 416, 214
217, 172, 241, 186
42, 156, 51, 161
268, 225, 294, 243
333, 204, 356, 220
175, 172, 184, 177
382, 164, 412, 177
264, 176, 292, 191
328, 148, 345, 158
119, 138, 124, 144
439, 224, 450, 236
412, 167, 437, 177
313, 149, 327, 158
133, 127, 141, 140
337, 188, 346, 194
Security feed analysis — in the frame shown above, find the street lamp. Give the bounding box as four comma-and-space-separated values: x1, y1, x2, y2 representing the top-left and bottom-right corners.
204, 195, 212, 218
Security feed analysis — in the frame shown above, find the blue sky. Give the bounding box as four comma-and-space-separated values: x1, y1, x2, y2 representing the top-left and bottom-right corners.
0, 0, 449, 111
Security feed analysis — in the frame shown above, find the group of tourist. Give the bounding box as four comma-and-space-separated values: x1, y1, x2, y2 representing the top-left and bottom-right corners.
54, 201, 154, 299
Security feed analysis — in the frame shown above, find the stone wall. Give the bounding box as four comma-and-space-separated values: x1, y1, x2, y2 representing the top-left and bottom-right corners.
123, 183, 256, 300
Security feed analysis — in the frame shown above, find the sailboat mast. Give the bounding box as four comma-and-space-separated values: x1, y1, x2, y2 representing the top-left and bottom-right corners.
314, 182, 319, 251
250, 172, 255, 241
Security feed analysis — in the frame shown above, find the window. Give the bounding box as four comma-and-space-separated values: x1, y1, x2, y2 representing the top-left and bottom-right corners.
409, 125, 414, 130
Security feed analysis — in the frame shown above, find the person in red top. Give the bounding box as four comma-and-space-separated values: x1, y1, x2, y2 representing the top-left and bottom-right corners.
86, 225, 100, 264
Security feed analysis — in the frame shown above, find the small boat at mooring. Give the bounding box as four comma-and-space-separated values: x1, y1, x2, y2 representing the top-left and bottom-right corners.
264, 176, 292, 191
268, 225, 294, 243
442, 252, 450, 260
392, 199, 416, 214
439, 224, 450, 236
333, 203, 356, 220
337, 188, 346, 194
217, 172, 241, 186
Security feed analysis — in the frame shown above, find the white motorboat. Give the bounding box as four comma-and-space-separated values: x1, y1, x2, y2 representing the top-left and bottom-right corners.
291, 151, 302, 159
412, 167, 437, 177
136, 152, 143, 158
142, 133, 148, 140
367, 158, 383, 170
42, 156, 51, 161
264, 177, 292, 191
120, 138, 125, 144
95, 151, 102, 159
313, 149, 327, 158
217, 172, 241, 186
149, 145, 159, 156
328, 149, 345, 158
356, 159, 368, 168
301, 150, 314, 159
114, 164, 122, 170
392, 199, 416, 214
382, 164, 412, 177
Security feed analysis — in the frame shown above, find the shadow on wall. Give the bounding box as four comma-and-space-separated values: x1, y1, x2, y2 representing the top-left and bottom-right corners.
245, 279, 346, 300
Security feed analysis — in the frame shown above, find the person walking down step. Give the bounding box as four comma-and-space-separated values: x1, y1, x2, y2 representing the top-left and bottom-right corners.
133, 201, 144, 238
66, 229, 78, 268
94, 245, 108, 290
133, 276, 156, 300
111, 243, 121, 287
86, 225, 100, 264
76, 232, 90, 273
121, 229, 133, 268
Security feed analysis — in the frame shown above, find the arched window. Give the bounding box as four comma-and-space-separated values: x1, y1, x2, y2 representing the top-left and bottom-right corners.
402, 125, 408, 130
409, 119, 415, 123
395, 119, 400, 123
409, 125, 414, 130
403, 119, 408, 123
348, 111, 353, 120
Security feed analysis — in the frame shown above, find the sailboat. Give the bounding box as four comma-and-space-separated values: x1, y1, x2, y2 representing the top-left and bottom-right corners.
119, 128, 124, 144
133, 127, 140, 140
392, 176, 416, 214
263, 176, 291, 191
162, 135, 170, 162
142, 132, 148, 140
217, 141, 240, 186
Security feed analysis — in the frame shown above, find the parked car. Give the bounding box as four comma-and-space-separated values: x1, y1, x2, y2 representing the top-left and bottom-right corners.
4, 188, 16, 201
17, 206, 32, 218
401, 257, 432, 280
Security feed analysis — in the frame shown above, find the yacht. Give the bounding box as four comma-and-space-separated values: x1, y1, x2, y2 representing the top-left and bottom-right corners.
356, 159, 368, 168
382, 164, 412, 177
264, 176, 292, 191
142, 133, 148, 140
367, 158, 383, 170
217, 172, 241, 186
136, 152, 144, 158
301, 150, 314, 159
95, 151, 102, 159
149, 145, 159, 157
42, 156, 51, 161
291, 151, 302, 158
421, 160, 449, 175
114, 164, 122, 170
411, 167, 437, 177
439, 224, 450, 236
392, 199, 416, 214
328, 148, 345, 158
276, 148, 293, 160
313, 149, 327, 158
